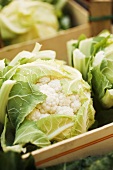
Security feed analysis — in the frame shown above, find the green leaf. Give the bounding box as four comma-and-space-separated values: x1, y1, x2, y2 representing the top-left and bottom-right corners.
0, 80, 16, 124
36, 100, 95, 142
61, 78, 90, 96
13, 60, 70, 84
9, 51, 37, 67
0, 151, 36, 170
37, 114, 75, 141
101, 89, 113, 108
91, 35, 109, 56
67, 37, 93, 80
8, 43, 55, 66
0, 59, 5, 72
67, 39, 78, 66
3, 65, 18, 80
79, 37, 93, 58
73, 100, 95, 136
14, 120, 50, 148
7, 81, 46, 129
0, 0, 12, 8
91, 65, 112, 100
1, 115, 25, 153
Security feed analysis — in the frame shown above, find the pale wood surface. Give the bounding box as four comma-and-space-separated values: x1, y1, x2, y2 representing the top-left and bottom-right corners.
23, 122, 113, 168
89, 0, 112, 35
0, 23, 92, 63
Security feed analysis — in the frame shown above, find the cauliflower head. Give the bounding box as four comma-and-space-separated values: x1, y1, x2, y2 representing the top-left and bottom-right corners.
0, 0, 59, 44
2, 43, 95, 152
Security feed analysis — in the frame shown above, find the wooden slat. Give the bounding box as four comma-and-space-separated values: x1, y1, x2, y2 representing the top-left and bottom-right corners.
0, 23, 92, 62
23, 123, 113, 168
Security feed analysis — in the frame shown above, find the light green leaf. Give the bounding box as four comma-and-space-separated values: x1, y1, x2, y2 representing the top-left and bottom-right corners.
101, 89, 113, 108
14, 120, 50, 147
67, 39, 78, 66
12, 60, 71, 83
73, 100, 95, 136
91, 64, 112, 99
0, 59, 5, 72
37, 114, 75, 141
0, 80, 16, 124
61, 78, 90, 95
37, 99, 95, 142
3, 65, 18, 80
9, 51, 37, 66
79, 38, 93, 57
7, 81, 46, 129
1, 115, 25, 153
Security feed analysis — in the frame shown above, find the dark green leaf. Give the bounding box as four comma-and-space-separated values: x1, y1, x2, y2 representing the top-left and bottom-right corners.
0, 0, 12, 8
0, 151, 37, 170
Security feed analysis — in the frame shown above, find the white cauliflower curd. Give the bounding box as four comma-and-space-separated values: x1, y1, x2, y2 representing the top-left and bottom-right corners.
27, 77, 82, 121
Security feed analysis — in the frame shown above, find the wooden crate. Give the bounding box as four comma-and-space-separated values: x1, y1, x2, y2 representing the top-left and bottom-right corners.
0, 23, 92, 62
23, 122, 113, 168
0, 2, 112, 168
74, 0, 112, 35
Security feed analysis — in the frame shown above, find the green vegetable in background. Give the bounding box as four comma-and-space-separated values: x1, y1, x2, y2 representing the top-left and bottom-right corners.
35, 0, 67, 10
38, 151, 113, 170
1, 149, 113, 169
0, 151, 37, 170
0, 43, 95, 153
0, 0, 72, 46
0, 0, 12, 9
0, 0, 59, 45
67, 30, 113, 127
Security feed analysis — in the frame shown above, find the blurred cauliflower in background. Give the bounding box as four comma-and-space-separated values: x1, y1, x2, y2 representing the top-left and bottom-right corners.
0, 0, 71, 46
0, 0, 59, 43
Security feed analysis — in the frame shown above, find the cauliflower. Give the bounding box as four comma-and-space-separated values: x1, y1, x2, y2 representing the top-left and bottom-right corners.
4, 44, 95, 151
27, 77, 82, 121
0, 0, 59, 44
